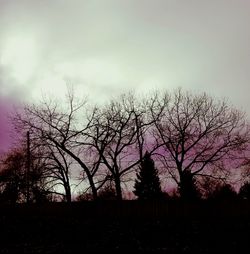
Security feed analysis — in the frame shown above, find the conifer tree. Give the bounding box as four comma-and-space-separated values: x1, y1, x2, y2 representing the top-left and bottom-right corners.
133, 152, 162, 200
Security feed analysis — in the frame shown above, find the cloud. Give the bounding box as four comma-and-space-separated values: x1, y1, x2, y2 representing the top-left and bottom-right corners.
0, 0, 250, 111
0, 0, 250, 156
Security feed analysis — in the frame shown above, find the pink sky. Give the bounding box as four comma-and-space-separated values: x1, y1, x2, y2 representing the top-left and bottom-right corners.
0, 95, 19, 154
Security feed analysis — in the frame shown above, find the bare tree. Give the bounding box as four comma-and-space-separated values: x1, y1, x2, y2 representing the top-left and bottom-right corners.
150, 88, 250, 199
12, 88, 249, 201
13, 90, 100, 200
37, 144, 74, 202
84, 94, 153, 200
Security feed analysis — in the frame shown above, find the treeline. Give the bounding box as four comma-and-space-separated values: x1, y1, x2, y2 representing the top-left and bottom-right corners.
1, 88, 250, 203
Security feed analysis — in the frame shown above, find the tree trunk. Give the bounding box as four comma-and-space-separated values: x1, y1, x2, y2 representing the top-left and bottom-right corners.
90, 179, 98, 200
114, 176, 122, 200
65, 184, 72, 203
179, 170, 199, 201
58, 144, 98, 200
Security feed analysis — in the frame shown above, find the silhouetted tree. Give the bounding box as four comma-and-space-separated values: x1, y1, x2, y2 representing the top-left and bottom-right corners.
238, 181, 250, 200
76, 191, 93, 201
13, 88, 100, 200
0, 148, 28, 203
208, 183, 237, 201
98, 183, 117, 200
133, 152, 162, 200
197, 176, 224, 199
87, 94, 154, 200
149, 88, 249, 200
179, 170, 200, 200
11, 88, 250, 201
0, 148, 51, 203
43, 146, 73, 203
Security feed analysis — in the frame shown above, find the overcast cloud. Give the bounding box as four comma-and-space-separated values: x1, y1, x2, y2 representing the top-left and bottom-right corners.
1, 0, 250, 151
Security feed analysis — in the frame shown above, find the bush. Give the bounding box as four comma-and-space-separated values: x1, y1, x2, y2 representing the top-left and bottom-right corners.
98, 185, 117, 200
75, 192, 93, 201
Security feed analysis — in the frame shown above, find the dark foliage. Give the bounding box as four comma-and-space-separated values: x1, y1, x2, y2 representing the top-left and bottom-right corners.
76, 184, 117, 201
0, 149, 51, 203
208, 183, 237, 201
133, 152, 163, 200
197, 177, 223, 200
76, 192, 93, 201
179, 171, 201, 201
0, 150, 26, 203
238, 182, 250, 200
98, 184, 117, 200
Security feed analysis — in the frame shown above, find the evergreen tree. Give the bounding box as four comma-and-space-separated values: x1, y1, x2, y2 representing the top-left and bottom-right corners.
133, 152, 162, 200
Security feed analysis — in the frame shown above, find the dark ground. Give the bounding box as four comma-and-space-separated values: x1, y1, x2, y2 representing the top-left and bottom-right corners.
0, 201, 249, 253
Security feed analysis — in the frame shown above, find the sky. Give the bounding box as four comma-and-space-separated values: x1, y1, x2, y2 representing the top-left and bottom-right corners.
0, 0, 250, 152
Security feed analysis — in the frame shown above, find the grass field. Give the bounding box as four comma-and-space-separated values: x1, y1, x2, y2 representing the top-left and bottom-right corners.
0, 201, 249, 253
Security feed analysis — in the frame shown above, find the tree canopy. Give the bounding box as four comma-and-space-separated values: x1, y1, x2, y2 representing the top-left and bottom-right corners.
4, 88, 249, 201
